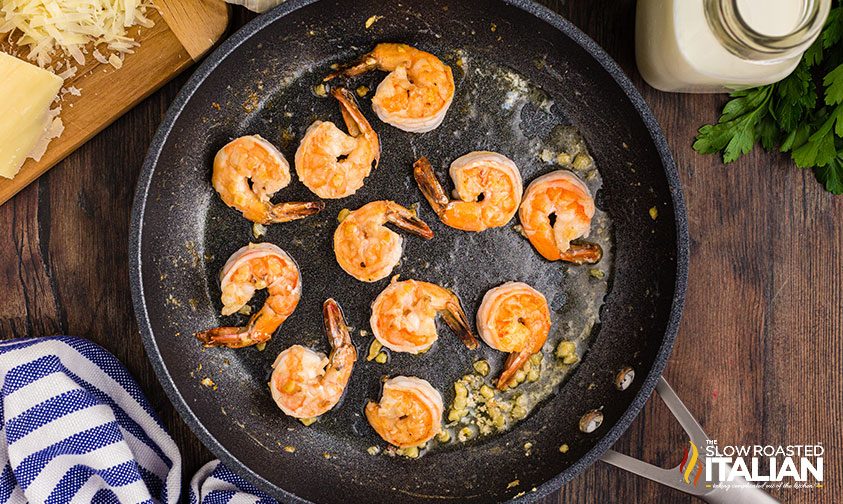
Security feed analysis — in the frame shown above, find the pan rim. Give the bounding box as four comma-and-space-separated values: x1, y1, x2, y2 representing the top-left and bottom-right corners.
129, 0, 689, 502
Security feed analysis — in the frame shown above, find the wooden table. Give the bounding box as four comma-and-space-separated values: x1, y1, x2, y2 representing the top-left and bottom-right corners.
2, 1, 840, 502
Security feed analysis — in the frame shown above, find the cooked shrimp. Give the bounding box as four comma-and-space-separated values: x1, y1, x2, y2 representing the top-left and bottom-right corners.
295, 87, 381, 199
365, 376, 444, 448
476, 282, 551, 390
333, 201, 433, 282
519, 170, 602, 264
414, 152, 523, 231
325, 43, 455, 133
370, 278, 478, 354
196, 243, 301, 348
269, 298, 357, 419
212, 135, 324, 224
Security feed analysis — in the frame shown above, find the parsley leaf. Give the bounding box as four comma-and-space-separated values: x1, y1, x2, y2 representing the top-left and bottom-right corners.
804, 40, 824, 68
780, 123, 811, 153
773, 62, 815, 131
824, 64, 843, 105
793, 124, 836, 167
756, 115, 778, 150
792, 106, 843, 167
816, 156, 843, 194
693, 87, 771, 162
805, 5, 842, 66
823, 7, 843, 50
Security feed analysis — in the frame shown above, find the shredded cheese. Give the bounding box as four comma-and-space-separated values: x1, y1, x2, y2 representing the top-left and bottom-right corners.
0, 0, 155, 68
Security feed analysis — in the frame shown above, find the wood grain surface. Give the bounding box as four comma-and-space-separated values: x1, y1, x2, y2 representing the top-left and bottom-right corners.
2, 1, 840, 502
156, 0, 230, 60
0, 0, 230, 206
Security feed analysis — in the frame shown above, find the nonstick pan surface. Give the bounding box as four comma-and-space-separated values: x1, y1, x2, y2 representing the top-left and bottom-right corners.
130, 0, 688, 502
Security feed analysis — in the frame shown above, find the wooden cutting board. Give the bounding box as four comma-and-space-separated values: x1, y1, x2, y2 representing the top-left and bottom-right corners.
0, 0, 230, 206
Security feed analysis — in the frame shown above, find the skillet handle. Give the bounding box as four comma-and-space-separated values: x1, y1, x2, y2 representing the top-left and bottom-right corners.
698, 485, 779, 504
600, 377, 778, 503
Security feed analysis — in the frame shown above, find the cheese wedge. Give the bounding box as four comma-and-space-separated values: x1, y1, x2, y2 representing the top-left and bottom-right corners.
0, 52, 64, 179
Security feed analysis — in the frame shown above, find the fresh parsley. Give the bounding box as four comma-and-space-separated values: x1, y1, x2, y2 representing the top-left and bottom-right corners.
693, 1, 843, 195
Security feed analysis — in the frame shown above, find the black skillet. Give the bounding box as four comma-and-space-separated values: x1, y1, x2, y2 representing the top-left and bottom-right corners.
129, 0, 688, 502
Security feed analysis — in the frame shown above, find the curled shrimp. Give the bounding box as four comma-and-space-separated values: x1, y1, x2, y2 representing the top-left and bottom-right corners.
269, 298, 357, 419
519, 170, 602, 264
365, 376, 444, 448
213, 135, 324, 224
414, 152, 523, 231
476, 282, 551, 390
370, 278, 478, 354
196, 243, 301, 348
326, 43, 455, 133
333, 201, 433, 282
295, 87, 381, 199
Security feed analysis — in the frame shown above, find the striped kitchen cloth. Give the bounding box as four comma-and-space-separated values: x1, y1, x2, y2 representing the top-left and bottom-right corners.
0, 337, 274, 503
189, 461, 275, 504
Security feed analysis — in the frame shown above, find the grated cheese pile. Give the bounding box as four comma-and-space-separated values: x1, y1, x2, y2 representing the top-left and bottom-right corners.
0, 0, 155, 69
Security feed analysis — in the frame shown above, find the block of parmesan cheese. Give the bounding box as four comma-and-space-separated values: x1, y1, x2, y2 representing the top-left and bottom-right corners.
0, 52, 64, 179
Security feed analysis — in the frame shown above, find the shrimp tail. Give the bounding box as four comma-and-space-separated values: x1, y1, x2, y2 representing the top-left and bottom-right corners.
413, 157, 450, 217
559, 240, 603, 265
323, 298, 352, 350
324, 53, 378, 81
441, 298, 479, 350
195, 326, 270, 348
385, 203, 434, 240
197, 310, 278, 348
267, 201, 326, 223
332, 87, 380, 169
497, 350, 531, 390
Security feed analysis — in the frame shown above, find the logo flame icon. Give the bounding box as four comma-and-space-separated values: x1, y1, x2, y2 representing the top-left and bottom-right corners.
678, 441, 704, 486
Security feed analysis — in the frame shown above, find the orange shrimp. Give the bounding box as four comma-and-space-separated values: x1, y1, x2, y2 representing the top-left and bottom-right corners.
196, 243, 301, 348
294, 88, 380, 199
365, 376, 444, 448
370, 278, 478, 354
476, 282, 551, 390
269, 299, 357, 419
414, 152, 523, 231
518, 170, 602, 264
333, 201, 433, 282
212, 135, 324, 224
326, 43, 455, 133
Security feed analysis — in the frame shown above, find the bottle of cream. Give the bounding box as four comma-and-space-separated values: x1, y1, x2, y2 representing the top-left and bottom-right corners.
636, 0, 831, 93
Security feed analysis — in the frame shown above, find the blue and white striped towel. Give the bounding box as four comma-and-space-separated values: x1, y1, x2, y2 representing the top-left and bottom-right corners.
189, 461, 275, 504
0, 337, 274, 503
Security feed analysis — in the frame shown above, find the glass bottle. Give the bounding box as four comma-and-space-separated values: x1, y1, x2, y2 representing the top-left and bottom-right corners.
636, 0, 831, 93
